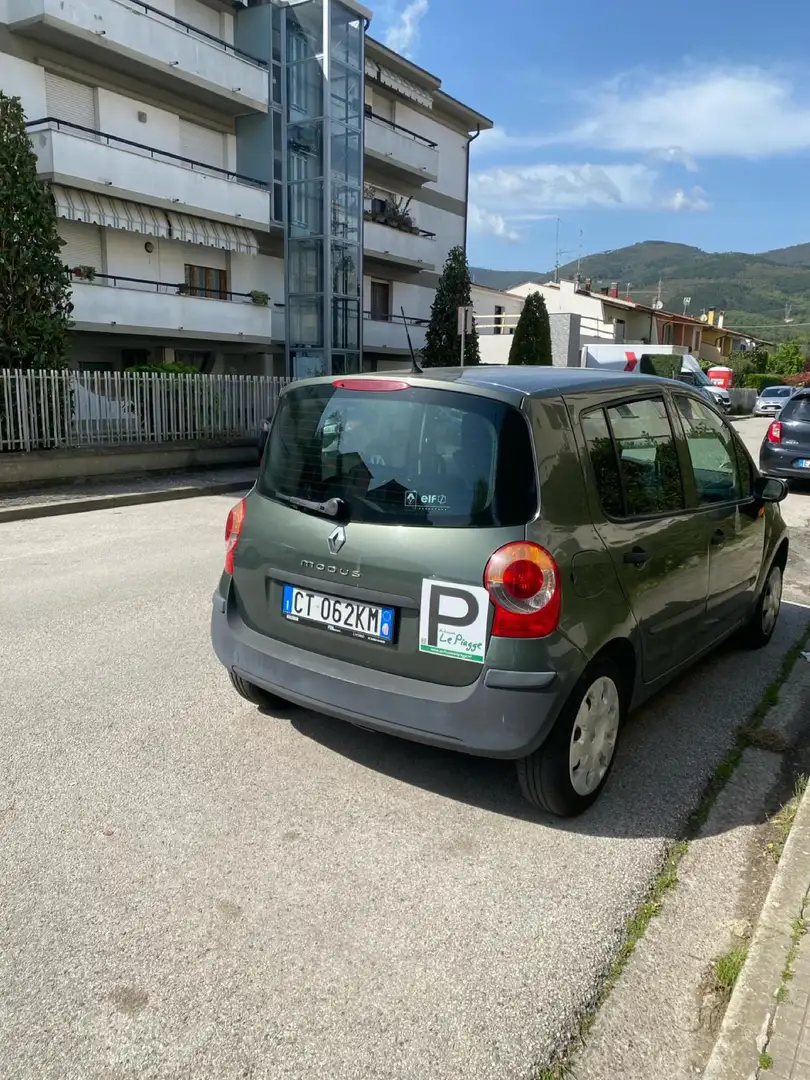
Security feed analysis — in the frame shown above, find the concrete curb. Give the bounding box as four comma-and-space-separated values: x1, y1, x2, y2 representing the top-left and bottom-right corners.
702, 703, 810, 1079
0, 480, 255, 524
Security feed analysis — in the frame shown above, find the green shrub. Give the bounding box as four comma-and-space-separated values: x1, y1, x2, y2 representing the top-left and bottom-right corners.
743, 373, 786, 393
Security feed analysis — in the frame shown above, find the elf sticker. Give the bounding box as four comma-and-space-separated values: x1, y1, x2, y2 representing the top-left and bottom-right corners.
418, 579, 490, 664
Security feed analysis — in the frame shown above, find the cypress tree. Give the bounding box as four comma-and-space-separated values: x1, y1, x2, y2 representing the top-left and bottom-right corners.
508, 291, 553, 366
421, 245, 480, 368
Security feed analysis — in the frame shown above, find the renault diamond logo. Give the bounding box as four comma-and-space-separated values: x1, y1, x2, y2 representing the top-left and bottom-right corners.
327, 525, 346, 555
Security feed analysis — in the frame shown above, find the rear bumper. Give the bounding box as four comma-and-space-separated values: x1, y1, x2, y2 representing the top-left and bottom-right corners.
759, 444, 810, 479
211, 588, 585, 759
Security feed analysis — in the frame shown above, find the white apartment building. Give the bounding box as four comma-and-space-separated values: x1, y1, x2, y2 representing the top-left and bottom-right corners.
0, 0, 491, 375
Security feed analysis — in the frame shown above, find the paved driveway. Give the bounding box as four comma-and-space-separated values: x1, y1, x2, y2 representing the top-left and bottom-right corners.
0, 485, 808, 1080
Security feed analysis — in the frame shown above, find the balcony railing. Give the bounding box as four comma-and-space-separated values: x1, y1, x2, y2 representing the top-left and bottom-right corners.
363, 311, 429, 326
69, 269, 272, 304
26, 118, 268, 190
126, 0, 266, 67
363, 105, 437, 149
363, 210, 436, 240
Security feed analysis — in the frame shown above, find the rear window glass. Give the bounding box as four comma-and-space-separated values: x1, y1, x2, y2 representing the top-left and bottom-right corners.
761, 387, 792, 397
258, 383, 538, 527
779, 395, 810, 422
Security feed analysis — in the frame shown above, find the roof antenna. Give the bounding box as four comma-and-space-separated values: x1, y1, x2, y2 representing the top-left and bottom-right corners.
402, 306, 422, 372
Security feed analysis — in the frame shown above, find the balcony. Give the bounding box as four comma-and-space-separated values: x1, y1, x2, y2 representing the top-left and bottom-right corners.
69, 273, 281, 344
363, 312, 427, 353
364, 111, 439, 186
363, 218, 437, 272
6, 0, 268, 114
28, 120, 270, 230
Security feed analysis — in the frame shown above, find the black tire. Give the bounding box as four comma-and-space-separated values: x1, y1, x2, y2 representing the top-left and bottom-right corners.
516, 657, 626, 817
739, 562, 783, 650
228, 671, 293, 710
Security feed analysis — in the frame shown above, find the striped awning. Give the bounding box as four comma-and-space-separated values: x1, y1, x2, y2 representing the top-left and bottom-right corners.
167, 212, 259, 256
50, 185, 259, 255
51, 184, 170, 238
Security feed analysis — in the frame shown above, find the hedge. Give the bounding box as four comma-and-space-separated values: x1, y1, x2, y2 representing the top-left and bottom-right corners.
742, 373, 787, 392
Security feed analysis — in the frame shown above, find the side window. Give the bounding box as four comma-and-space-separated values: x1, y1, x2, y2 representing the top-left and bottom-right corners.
674, 396, 743, 504
583, 397, 685, 518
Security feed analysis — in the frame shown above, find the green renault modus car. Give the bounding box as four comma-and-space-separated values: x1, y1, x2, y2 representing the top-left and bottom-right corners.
211, 367, 789, 817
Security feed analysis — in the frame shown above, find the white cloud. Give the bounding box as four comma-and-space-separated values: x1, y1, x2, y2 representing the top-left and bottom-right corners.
382, 0, 428, 57
562, 68, 810, 159
468, 204, 521, 243
660, 186, 711, 212
470, 162, 661, 215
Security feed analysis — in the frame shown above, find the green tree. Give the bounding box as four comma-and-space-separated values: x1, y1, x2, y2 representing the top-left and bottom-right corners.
726, 348, 763, 381
421, 245, 480, 368
508, 291, 552, 365
767, 341, 805, 378
0, 92, 73, 369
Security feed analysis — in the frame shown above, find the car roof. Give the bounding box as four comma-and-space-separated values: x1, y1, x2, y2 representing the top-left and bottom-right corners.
294, 365, 686, 401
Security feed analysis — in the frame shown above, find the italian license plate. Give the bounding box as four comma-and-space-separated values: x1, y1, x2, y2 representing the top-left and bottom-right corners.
797, 459, 810, 469
281, 585, 395, 643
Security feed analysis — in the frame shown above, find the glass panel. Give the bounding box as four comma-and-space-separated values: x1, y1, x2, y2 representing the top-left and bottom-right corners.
289, 239, 323, 294
331, 184, 360, 242
288, 180, 323, 236
272, 111, 282, 182
286, 1, 323, 56
332, 243, 359, 297
332, 298, 360, 349
330, 63, 362, 126
288, 296, 323, 347
605, 397, 685, 517
581, 410, 623, 518
674, 396, 743, 504
330, 126, 361, 183
272, 63, 282, 105
330, 4, 361, 68
287, 58, 324, 121
331, 352, 361, 376
287, 123, 323, 180
292, 350, 327, 379
273, 182, 283, 223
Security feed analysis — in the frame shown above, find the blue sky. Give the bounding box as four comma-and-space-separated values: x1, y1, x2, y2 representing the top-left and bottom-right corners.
374, 0, 810, 271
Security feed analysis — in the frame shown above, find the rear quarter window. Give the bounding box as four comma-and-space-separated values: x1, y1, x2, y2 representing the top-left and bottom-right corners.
258, 384, 538, 528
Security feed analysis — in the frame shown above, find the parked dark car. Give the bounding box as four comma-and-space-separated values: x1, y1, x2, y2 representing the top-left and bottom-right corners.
213, 367, 789, 818
759, 388, 810, 482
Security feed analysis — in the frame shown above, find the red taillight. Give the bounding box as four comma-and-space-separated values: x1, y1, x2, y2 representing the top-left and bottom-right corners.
484, 542, 561, 638
224, 498, 246, 574
332, 378, 409, 392
768, 421, 782, 444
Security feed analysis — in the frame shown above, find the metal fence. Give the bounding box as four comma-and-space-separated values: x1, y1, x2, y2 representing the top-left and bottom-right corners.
0, 369, 289, 452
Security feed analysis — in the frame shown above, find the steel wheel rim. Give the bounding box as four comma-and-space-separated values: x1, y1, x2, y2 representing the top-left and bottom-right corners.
762, 566, 782, 636
569, 676, 620, 797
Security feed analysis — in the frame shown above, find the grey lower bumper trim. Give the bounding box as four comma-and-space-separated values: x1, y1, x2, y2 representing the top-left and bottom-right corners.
483, 669, 556, 690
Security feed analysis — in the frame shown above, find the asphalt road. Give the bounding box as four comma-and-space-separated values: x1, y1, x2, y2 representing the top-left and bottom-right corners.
1, 456, 809, 1080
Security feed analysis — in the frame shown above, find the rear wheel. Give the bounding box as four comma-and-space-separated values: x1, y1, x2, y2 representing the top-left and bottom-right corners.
228, 671, 293, 710
517, 658, 625, 817
740, 562, 783, 650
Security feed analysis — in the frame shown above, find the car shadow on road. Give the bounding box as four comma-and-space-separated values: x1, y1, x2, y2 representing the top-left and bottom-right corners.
288, 600, 810, 839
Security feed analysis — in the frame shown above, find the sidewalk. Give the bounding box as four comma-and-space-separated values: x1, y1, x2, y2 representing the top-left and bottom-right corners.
0, 465, 257, 523
704, 653, 810, 1080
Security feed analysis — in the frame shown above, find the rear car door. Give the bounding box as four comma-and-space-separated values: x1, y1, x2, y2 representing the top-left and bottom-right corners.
671, 394, 766, 636
579, 394, 710, 683
231, 378, 538, 690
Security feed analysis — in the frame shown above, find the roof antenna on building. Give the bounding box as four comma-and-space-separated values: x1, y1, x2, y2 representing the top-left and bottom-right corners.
402, 306, 422, 373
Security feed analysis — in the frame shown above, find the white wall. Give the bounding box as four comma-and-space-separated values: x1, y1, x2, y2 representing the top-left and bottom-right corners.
362, 277, 434, 323
229, 252, 284, 300
471, 284, 523, 328
408, 200, 464, 268
395, 101, 468, 202
2, 54, 47, 119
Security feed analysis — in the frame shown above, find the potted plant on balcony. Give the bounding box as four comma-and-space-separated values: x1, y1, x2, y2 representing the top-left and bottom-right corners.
177, 282, 190, 295
72, 264, 96, 281
249, 290, 269, 306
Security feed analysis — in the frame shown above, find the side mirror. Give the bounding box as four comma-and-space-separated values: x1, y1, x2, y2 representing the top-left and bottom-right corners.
754, 475, 789, 503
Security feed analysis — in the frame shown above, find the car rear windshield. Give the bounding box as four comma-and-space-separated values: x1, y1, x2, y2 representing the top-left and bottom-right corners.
779, 395, 810, 422
258, 383, 538, 528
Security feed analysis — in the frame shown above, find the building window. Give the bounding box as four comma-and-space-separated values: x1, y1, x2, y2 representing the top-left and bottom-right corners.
494, 305, 505, 335
693, 330, 702, 352
662, 322, 674, 345
614, 319, 626, 343
370, 280, 391, 321
184, 265, 227, 300
121, 349, 149, 369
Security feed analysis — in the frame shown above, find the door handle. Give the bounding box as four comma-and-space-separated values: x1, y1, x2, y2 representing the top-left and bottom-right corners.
711, 529, 726, 547
624, 547, 649, 566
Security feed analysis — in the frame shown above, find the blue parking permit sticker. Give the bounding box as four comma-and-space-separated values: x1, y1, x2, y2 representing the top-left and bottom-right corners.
282, 585, 294, 614
379, 608, 395, 640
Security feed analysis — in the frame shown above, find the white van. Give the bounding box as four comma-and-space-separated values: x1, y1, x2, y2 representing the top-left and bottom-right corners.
580, 344, 732, 413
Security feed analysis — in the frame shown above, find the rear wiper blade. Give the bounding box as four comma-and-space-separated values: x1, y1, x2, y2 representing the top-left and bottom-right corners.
275, 493, 348, 519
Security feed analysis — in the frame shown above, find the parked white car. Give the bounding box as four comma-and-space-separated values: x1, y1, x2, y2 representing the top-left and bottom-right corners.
754, 386, 794, 416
